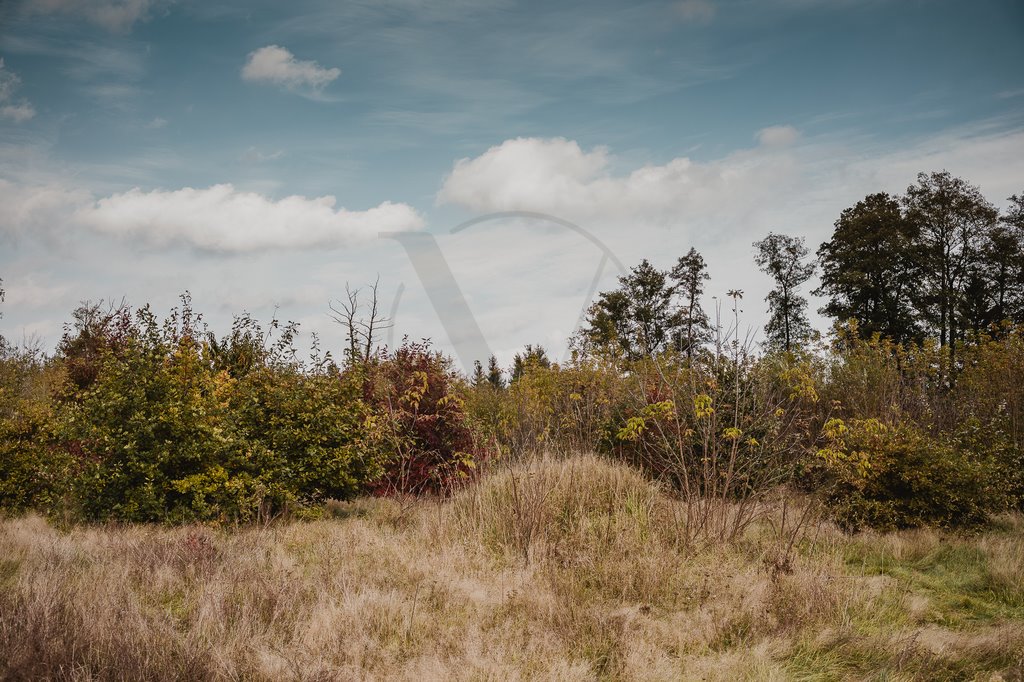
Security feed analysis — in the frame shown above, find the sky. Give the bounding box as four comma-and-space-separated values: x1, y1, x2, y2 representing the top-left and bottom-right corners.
0, 0, 1022, 372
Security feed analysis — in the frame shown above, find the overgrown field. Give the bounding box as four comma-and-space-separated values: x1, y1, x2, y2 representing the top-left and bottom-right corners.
2, 455, 1023, 681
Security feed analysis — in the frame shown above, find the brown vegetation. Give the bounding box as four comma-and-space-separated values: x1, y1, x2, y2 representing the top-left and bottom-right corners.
3, 454, 1022, 681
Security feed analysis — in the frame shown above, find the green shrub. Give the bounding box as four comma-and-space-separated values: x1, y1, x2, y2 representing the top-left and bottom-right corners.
228, 365, 383, 511
0, 350, 75, 515
817, 418, 1001, 530
61, 302, 384, 523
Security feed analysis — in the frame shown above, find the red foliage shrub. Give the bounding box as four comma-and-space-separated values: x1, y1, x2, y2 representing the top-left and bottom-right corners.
361, 339, 483, 496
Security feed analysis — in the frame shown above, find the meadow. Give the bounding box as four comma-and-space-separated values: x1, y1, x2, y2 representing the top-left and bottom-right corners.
3, 454, 1023, 681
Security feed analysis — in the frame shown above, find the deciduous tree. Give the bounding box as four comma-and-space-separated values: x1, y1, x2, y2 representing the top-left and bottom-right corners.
815, 192, 920, 344
670, 248, 711, 358
753, 233, 816, 352
902, 171, 998, 362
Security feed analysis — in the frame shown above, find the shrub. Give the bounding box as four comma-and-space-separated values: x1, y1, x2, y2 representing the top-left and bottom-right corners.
610, 347, 820, 544
228, 365, 383, 512
817, 417, 1001, 530
0, 348, 75, 515
363, 339, 482, 496
61, 301, 384, 522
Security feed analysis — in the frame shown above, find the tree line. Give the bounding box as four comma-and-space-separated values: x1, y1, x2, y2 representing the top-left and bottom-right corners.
579, 170, 1024, 362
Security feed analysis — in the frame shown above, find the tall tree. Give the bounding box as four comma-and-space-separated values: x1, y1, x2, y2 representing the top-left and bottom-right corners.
815, 192, 920, 343
984, 193, 1024, 326
753, 233, 816, 352
583, 259, 676, 359
486, 355, 504, 389
471, 359, 487, 387
670, 248, 711, 358
511, 344, 551, 382
902, 171, 998, 361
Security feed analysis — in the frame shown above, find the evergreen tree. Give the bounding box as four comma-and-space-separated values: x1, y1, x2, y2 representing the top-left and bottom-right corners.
486, 355, 504, 389
511, 344, 551, 382
815, 192, 920, 344
471, 359, 487, 387
670, 248, 711, 358
753, 233, 816, 352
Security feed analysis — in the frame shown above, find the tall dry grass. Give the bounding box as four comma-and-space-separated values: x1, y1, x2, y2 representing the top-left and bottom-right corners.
2, 453, 1023, 680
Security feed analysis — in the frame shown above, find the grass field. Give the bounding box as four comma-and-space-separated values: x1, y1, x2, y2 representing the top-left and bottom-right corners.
2, 454, 1023, 681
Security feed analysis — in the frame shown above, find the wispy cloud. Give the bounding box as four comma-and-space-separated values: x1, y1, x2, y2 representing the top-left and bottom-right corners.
756, 125, 800, 147
241, 45, 341, 94
0, 58, 36, 123
20, 0, 163, 33
241, 147, 285, 163
675, 0, 716, 25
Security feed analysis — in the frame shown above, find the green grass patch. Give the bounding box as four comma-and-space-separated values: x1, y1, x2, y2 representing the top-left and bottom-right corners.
843, 540, 1024, 627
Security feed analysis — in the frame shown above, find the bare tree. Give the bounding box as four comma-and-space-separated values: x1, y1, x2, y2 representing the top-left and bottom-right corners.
329, 277, 393, 365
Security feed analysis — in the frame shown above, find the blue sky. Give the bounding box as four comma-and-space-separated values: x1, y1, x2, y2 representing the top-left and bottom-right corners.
1, 0, 1023, 369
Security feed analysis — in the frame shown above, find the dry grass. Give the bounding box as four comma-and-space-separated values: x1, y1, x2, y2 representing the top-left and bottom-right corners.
2, 453, 1023, 680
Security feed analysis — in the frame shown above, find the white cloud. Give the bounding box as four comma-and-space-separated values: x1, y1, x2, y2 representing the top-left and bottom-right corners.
756, 125, 800, 147
144, 116, 167, 129
438, 124, 1024, 230
0, 179, 89, 239
241, 46, 341, 92
1, 103, 36, 123
0, 59, 35, 123
675, 0, 716, 24
436, 135, 800, 227
21, 0, 159, 32
75, 184, 423, 253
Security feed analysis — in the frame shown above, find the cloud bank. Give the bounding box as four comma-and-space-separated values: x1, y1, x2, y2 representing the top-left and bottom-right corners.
0, 178, 423, 254
76, 184, 424, 252
241, 46, 341, 92
437, 124, 1024, 238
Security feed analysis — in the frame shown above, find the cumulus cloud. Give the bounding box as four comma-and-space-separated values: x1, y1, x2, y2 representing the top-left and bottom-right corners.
436, 124, 1024, 249
75, 184, 423, 253
436, 135, 801, 228
756, 125, 800, 147
0, 59, 35, 123
675, 0, 716, 24
241, 46, 341, 92
21, 0, 160, 32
